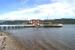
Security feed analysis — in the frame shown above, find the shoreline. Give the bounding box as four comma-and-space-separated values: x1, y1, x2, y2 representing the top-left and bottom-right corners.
0, 32, 25, 50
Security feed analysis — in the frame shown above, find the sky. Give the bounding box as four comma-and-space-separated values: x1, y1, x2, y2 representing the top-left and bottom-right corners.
0, 0, 75, 20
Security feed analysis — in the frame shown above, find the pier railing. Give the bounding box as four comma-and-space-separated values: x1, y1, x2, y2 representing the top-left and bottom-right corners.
0, 24, 33, 31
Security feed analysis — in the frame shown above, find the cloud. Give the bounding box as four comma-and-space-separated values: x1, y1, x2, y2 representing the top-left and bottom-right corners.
0, 1, 75, 20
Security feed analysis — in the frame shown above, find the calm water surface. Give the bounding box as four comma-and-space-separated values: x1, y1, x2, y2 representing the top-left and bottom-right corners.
4, 24, 75, 50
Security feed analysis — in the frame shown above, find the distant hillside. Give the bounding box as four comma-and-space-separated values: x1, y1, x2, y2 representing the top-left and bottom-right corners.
0, 19, 75, 25
55, 19, 75, 24
42, 18, 75, 24
0, 20, 29, 25
54, 19, 75, 24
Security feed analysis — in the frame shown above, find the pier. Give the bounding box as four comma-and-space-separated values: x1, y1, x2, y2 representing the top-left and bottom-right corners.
0, 25, 34, 31
0, 24, 62, 31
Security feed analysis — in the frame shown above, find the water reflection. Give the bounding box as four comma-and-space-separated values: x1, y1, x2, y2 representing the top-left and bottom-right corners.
3, 25, 75, 50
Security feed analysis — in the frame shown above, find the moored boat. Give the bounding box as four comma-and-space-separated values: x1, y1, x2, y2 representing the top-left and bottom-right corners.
40, 24, 63, 27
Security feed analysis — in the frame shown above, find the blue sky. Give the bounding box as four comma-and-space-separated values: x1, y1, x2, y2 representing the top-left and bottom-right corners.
0, 0, 23, 14
0, 0, 51, 14
0, 0, 75, 20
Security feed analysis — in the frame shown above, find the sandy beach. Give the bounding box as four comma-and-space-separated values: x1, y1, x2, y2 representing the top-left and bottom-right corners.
0, 32, 25, 50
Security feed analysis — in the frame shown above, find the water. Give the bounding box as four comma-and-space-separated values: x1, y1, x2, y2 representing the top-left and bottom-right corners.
3, 24, 75, 50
